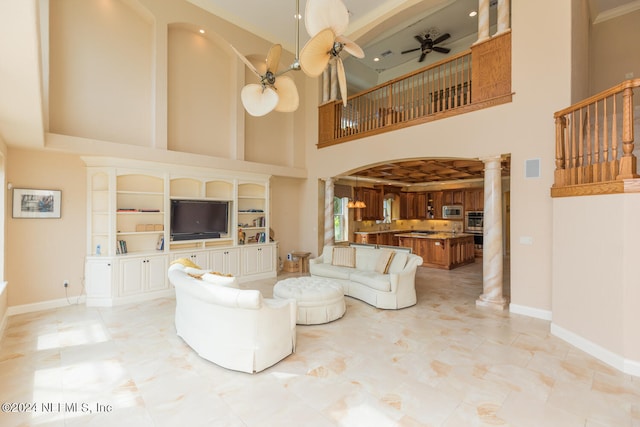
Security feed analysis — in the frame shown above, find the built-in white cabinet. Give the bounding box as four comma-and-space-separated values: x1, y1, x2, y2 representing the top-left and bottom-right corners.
119, 255, 168, 297
241, 244, 275, 277
83, 158, 275, 306
210, 247, 241, 276
84, 259, 114, 306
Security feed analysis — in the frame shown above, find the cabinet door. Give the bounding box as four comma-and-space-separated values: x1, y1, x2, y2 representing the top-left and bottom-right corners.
146, 256, 168, 292
85, 259, 114, 300
120, 257, 145, 296
258, 245, 274, 273
415, 192, 427, 218
242, 246, 260, 276
428, 240, 447, 266
210, 248, 241, 276
433, 192, 444, 219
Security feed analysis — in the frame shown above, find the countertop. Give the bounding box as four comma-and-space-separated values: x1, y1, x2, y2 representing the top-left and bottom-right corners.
353, 230, 471, 239
396, 232, 474, 239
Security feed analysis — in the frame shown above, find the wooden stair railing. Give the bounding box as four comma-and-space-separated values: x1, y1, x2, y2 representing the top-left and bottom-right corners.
317, 32, 512, 148
552, 79, 640, 197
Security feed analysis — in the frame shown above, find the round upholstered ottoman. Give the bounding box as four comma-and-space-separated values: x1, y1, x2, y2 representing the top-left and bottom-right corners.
273, 277, 346, 325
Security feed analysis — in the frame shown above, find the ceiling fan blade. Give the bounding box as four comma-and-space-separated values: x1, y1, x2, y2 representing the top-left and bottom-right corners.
265, 44, 282, 73
401, 48, 420, 54
336, 58, 347, 107
300, 28, 335, 77
305, 0, 349, 37
240, 84, 278, 117
231, 45, 260, 77
432, 33, 451, 45
433, 46, 450, 54
336, 36, 364, 59
414, 35, 425, 44
273, 75, 299, 112
419, 52, 427, 62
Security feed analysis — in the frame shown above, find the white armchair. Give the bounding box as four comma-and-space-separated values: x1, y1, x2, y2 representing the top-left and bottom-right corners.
168, 263, 296, 373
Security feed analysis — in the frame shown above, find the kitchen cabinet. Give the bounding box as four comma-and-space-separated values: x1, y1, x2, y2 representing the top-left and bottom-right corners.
429, 191, 444, 219
464, 188, 484, 212
400, 192, 427, 219
355, 187, 383, 220
398, 233, 475, 269
443, 190, 464, 206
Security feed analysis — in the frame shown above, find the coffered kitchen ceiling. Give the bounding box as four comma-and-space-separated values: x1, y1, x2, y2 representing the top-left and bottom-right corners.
349, 157, 511, 185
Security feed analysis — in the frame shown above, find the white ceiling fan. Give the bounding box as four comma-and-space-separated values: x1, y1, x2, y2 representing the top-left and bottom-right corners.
299, 0, 365, 106
232, 0, 363, 116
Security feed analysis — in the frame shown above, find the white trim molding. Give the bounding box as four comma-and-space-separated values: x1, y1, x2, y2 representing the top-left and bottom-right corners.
509, 303, 552, 321
551, 323, 640, 377
593, 0, 640, 24
7, 296, 86, 317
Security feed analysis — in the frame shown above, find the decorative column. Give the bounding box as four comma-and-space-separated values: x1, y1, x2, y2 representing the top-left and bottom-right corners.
322, 67, 330, 103
476, 0, 490, 43
476, 156, 508, 310
496, 0, 511, 35
324, 178, 335, 247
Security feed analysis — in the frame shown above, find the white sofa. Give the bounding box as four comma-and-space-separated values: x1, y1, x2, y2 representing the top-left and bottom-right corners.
168, 263, 297, 374
309, 245, 423, 309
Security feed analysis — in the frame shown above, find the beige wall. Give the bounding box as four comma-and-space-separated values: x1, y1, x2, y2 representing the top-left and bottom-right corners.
6, 148, 86, 306
590, 9, 640, 93
552, 193, 640, 365
167, 26, 233, 157
49, 0, 153, 145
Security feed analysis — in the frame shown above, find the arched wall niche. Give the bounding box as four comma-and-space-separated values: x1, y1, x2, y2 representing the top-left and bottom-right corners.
167, 22, 236, 158
48, 0, 153, 146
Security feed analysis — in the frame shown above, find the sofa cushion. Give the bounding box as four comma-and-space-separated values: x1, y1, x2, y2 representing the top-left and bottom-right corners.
374, 250, 396, 274
350, 271, 391, 292
332, 247, 356, 267
387, 252, 408, 273
310, 263, 352, 280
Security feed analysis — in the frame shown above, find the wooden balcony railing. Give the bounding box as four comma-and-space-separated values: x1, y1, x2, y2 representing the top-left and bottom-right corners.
551, 79, 640, 197
318, 31, 513, 148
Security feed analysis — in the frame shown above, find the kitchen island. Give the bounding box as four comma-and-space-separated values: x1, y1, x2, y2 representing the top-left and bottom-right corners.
397, 232, 475, 270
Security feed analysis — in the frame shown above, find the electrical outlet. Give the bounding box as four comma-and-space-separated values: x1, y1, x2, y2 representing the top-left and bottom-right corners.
63, 280, 69, 288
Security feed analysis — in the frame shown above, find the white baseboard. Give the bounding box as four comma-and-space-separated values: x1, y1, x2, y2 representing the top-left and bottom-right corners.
7, 295, 87, 316
551, 323, 640, 377
509, 303, 553, 321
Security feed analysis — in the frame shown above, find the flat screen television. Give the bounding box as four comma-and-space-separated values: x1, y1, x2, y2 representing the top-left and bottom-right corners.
170, 199, 229, 241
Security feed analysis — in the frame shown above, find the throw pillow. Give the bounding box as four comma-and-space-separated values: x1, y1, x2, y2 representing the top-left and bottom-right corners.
374, 250, 396, 274
331, 246, 356, 267
387, 252, 408, 274
170, 257, 201, 269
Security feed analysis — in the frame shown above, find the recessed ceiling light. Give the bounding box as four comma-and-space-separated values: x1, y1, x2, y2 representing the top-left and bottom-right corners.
199, 29, 205, 34
373, 57, 380, 62
469, 11, 477, 17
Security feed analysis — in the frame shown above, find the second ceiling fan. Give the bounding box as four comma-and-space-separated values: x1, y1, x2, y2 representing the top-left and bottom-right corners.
402, 32, 451, 62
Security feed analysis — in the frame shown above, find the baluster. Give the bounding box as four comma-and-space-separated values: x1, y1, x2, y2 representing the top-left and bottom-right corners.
598, 98, 604, 182
571, 110, 578, 184
585, 106, 593, 183
554, 115, 567, 187
578, 108, 584, 184
592, 99, 607, 182
617, 86, 639, 179
611, 93, 618, 179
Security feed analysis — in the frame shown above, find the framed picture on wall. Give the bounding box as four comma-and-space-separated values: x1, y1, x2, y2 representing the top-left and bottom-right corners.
12, 188, 62, 219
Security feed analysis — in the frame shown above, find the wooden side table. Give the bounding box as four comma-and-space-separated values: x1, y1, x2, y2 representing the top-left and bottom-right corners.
291, 252, 311, 274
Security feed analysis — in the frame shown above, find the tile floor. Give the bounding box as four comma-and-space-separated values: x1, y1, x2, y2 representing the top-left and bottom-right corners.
1, 260, 638, 426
